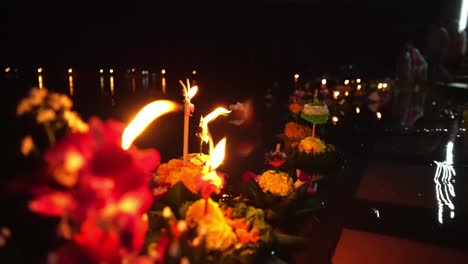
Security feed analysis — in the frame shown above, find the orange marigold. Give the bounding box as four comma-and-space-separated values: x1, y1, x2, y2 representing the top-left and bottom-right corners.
289, 103, 303, 114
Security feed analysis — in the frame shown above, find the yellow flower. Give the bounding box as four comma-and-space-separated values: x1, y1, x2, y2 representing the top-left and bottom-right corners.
29, 87, 48, 106
196, 216, 237, 250
48, 93, 74, 110
155, 159, 203, 194
289, 103, 303, 114
298, 137, 327, 154
284, 122, 307, 140
185, 198, 224, 227
186, 198, 237, 251
258, 170, 294, 197
63, 110, 88, 132
16, 99, 32, 116
21, 135, 35, 156
36, 108, 56, 123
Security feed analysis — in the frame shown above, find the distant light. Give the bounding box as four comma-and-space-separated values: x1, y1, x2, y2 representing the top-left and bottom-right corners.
357, 84, 362, 90
356, 107, 360, 114
192, 70, 197, 75
383, 83, 388, 88
459, 0, 468, 31
161, 69, 166, 74
68, 68, 73, 74
99, 69, 104, 74
344, 80, 349, 85
378, 83, 383, 89
332, 116, 339, 124
37, 67, 43, 73
142, 70, 149, 75
333, 91, 340, 99
321, 79, 327, 85
5, 67, 11, 73
376, 112, 382, 119
345, 91, 349, 96
131, 68, 136, 73
356, 78, 361, 83
294, 74, 299, 79
109, 69, 114, 74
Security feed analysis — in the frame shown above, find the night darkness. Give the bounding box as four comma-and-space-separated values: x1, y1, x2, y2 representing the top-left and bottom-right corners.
1, 0, 454, 75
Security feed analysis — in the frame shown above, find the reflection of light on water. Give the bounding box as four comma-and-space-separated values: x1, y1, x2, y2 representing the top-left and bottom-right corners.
100, 76, 105, 92
68, 75, 74, 95
162, 77, 166, 94
434, 141, 456, 224
38, 75, 43, 89
110, 76, 115, 95
131, 77, 136, 92
142, 75, 149, 90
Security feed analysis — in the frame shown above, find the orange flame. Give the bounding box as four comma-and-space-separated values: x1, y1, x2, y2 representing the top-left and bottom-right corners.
200, 107, 231, 143
121, 100, 180, 150
200, 137, 227, 189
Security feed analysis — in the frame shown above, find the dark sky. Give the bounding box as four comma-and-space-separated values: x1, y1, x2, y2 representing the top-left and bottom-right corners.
1, 0, 454, 75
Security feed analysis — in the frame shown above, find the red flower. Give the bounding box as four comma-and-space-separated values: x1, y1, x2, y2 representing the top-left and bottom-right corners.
27, 117, 159, 263
29, 191, 74, 217
296, 169, 311, 182
241, 171, 258, 183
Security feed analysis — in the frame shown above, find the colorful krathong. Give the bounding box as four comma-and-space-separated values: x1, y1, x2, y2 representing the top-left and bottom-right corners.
8, 83, 341, 264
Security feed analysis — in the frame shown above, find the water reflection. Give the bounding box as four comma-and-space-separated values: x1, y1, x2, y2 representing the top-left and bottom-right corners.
68, 75, 74, 95
433, 141, 456, 224
100, 76, 105, 95
38, 75, 44, 89
161, 69, 167, 94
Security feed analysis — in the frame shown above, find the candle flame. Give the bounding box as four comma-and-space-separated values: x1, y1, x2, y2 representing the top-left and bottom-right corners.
201, 137, 227, 189
200, 107, 231, 143
188, 86, 198, 100
209, 137, 226, 171
121, 100, 180, 150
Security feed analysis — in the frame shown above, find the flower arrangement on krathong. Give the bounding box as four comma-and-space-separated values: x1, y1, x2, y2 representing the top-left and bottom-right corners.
281, 91, 340, 178
236, 144, 326, 228
13, 84, 301, 264
144, 82, 303, 263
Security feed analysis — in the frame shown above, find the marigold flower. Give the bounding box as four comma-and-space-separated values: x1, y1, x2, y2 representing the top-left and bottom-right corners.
289, 103, 303, 114
298, 136, 327, 154
257, 170, 294, 197
155, 159, 203, 194
284, 122, 307, 140
185, 198, 224, 227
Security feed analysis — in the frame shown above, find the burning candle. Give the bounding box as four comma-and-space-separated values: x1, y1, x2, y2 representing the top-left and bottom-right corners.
200, 137, 226, 214
180, 79, 198, 163
121, 100, 181, 150
199, 107, 231, 153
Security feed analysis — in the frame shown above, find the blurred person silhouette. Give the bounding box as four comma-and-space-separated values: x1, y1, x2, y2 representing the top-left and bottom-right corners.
395, 40, 428, 127
424, 16, 450, 81
446, 19, 467, 77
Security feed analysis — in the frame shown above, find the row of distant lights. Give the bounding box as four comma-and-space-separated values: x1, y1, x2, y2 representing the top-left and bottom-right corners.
5, 67, 197, 75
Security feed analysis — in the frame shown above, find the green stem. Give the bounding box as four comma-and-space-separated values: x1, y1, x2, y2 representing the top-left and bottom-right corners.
44, 122, 56, 146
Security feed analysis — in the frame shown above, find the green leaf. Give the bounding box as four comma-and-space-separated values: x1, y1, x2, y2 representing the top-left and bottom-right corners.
160, 181, 199, 216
